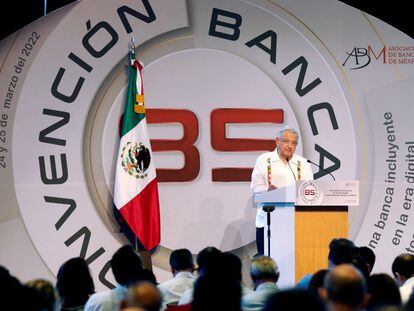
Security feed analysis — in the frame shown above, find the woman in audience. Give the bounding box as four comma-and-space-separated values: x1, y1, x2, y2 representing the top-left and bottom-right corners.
56, 257, 95, 310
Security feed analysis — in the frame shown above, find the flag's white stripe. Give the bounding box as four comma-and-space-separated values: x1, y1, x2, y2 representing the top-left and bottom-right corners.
114, 118, 156, 209
136, 67, 143, 95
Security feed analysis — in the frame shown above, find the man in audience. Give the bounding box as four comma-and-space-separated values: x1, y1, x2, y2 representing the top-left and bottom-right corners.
297, 238, 357, 288
177, 246, 221, 305
191, 252, 243, 311
85, 245, 144, 311
158, 248, 195, 308
357, 246, 376, 275
366, 273, 401, 310
264, 288, 325, 311
121, 281, 162, 311
392, 253, 414, 304
242, 256, 279, 311
327, 238, 357, 268
320, 264, 369, 311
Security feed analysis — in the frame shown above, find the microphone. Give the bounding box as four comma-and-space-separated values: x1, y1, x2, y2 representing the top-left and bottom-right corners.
306, 159, 336, 181
286, 158, 297, 181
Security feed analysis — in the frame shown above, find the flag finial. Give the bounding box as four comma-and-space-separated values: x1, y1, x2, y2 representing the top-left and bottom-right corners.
130, 36, 136, 64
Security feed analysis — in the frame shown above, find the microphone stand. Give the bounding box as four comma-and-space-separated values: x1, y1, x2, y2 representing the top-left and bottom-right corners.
263, 204, 275, 256
286, 157, 297, 182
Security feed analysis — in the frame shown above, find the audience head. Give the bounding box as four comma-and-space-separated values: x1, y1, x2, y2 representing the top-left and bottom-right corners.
308, 269, 329, 298
26, 279, 57, 311
169, 248, 194, 275
0, 266, 46, 310
111, 244, 143, 286
139, 269, 158, 285
264, 288, 325, 311
322, 264, 368, 310
196, 246, 221, 273
56, 257, 95, 308
366, 273, 401, 310
122, 281, 162, 311
250, 256, 279, 287
358, 246, 376, 274
391, 253, 414, 286
192, 252, 242, 311
328, 238, 356, 268
352, 253, 371, 279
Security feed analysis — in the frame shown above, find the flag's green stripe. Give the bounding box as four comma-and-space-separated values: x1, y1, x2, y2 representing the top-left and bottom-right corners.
121, 65, 145, 136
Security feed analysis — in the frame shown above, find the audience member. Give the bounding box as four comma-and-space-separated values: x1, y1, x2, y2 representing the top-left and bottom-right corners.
191, 252, 243, 311
352, 253, 371, 279
308, 269, 329, 298
321, 264, 369, 311
85, 245, 143, 311
158, 248, 195, 308
366, 273, 401, 310
177, 246, 222, 305
371, 306, 404, 311
297, 238, 356, 288
264, 288, 325, 311
357, 247, 376, 275
56, 257, 95, 310
328, 239, 357, 268
0, 266, 47, 310
121, 281, 162, 311
392, 254, 414, 304
242, 256, 279, 311
26, 279, 58, 311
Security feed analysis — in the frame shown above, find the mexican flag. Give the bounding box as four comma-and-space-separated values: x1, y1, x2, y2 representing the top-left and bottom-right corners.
113, 57, 160, 250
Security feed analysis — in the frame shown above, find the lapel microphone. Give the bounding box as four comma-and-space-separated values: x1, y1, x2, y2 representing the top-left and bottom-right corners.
286, 157, 297, 181
306, 159, 336, 181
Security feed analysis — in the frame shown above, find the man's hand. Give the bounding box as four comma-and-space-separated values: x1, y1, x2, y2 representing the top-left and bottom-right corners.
268, 184, 277, 191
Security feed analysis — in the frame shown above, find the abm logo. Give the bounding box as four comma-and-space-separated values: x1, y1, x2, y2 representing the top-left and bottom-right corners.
342, 46, 386, 70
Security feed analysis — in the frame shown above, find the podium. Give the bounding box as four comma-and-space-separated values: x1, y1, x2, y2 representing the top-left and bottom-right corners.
254, 180, 359, 288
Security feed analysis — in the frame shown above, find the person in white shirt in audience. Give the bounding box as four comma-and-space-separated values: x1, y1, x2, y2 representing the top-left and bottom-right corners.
242, 256, 279, 311
84, 245, 144, 311
392, 253, 414, 304
158, 248, 195, 309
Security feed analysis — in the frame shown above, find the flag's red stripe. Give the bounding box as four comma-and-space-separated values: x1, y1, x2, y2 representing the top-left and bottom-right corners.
119, 178, 160, 250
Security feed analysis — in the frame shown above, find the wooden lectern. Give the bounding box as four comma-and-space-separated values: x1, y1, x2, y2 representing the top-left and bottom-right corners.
254, 180, 359, 288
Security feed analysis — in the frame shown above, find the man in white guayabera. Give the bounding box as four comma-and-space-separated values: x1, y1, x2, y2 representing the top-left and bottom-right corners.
250, 126, 313, 256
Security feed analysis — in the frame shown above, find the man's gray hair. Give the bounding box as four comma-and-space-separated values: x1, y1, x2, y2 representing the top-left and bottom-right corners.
250, 256, 279, 278
277, 126, 299, 141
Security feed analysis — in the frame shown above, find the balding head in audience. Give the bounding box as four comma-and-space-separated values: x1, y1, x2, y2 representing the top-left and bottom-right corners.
321, 264, 368, 311
121, 281, 162, 311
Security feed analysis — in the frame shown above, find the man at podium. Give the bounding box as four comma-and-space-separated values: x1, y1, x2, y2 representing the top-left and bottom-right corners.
250, 126, 313, 256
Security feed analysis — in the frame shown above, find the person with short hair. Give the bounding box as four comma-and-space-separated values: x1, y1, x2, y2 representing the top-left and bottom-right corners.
391, 253, 414, 304
158, 249, 195, 308
191, 253, 243, 311
357, 246, 376, 275
264, 288, 325, 311
85, 245, 143, 311
297, 238, 356, 289
366, 273, 401, 310
242, 256, 279, 311
177, 246, 222, 306
308, 269, 329, 299
320, 264, 369, 311
250, 126, 313, 256
328, 238, 357, 268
